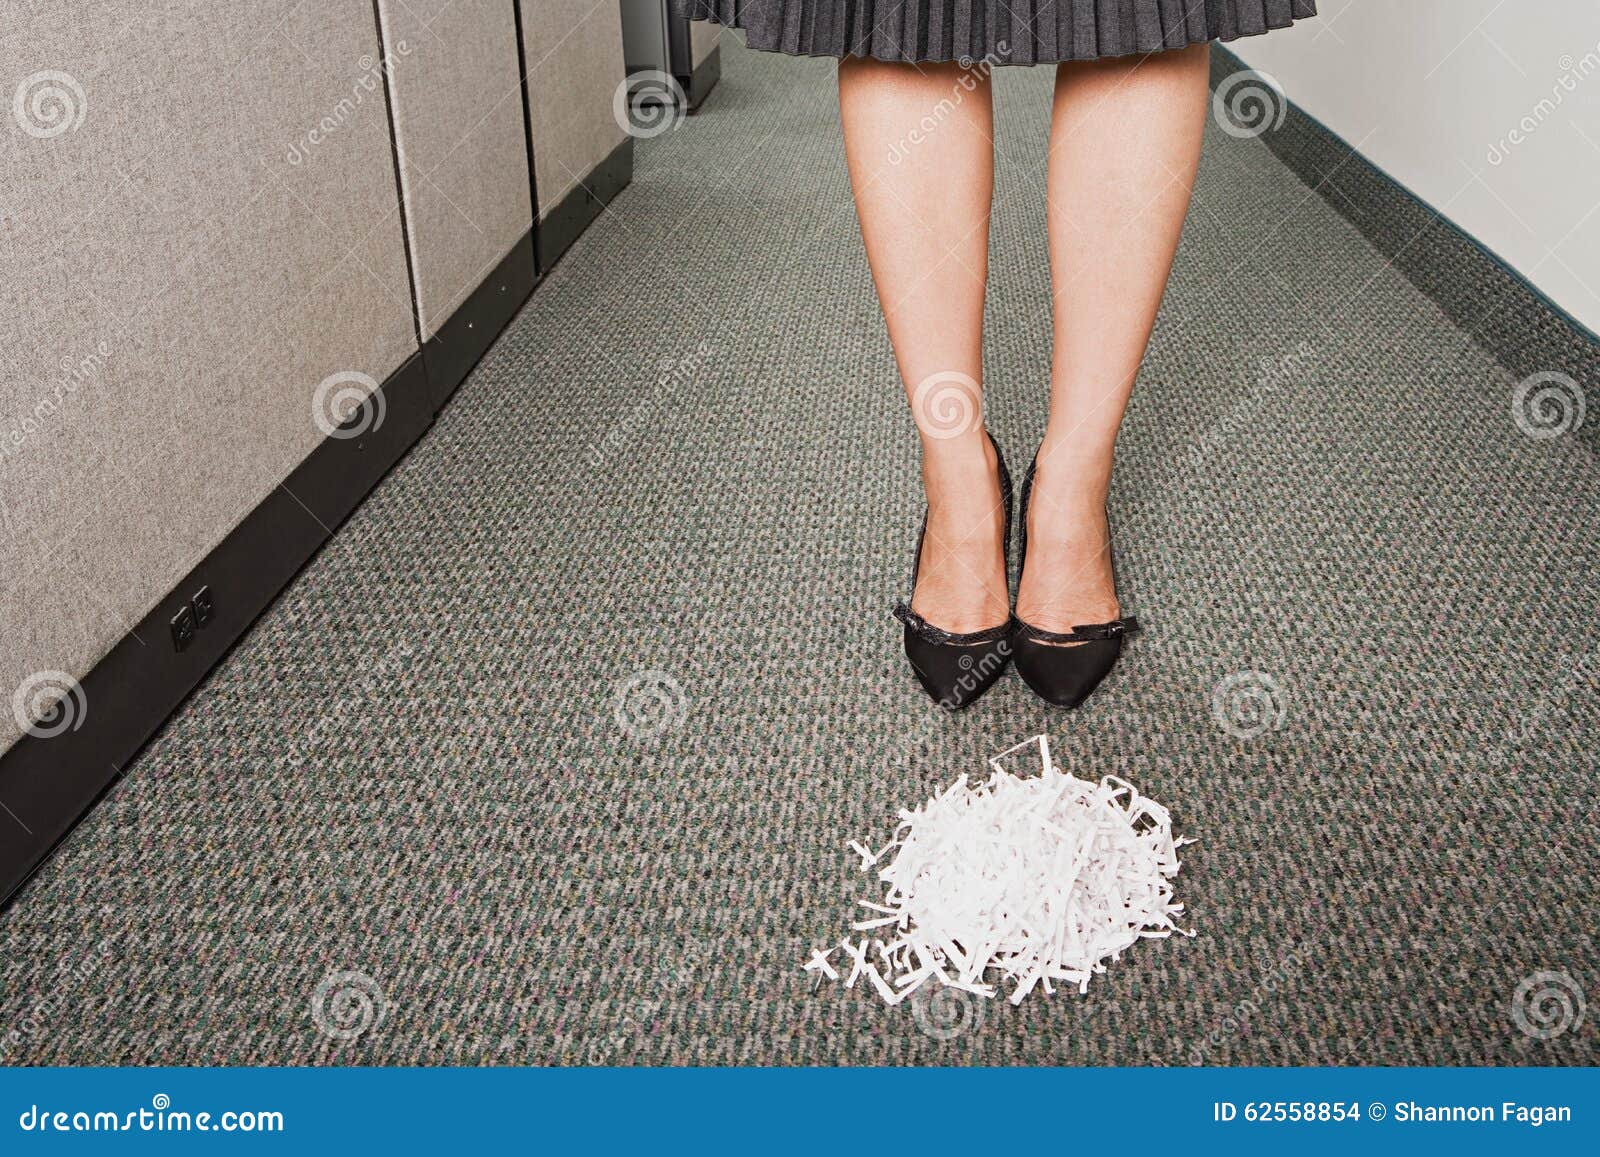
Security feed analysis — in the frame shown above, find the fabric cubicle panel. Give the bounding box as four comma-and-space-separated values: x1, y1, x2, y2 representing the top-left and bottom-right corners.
690, 16, 719, 66
0, 1, 417, 755
374, 0, 533, 339
517, 0, 629, 220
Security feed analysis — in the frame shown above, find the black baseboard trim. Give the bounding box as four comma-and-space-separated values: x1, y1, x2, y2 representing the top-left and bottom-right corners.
422, 228, 536, 410
0, 354, 434, 908
0, 198, 555, 910
682, 44, 720, 112
1212, 48, 1598, 446
535, 137, 633, 273
0, 145, 592, 910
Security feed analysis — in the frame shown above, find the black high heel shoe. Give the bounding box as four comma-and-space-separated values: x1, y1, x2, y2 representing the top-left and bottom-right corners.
1012, 456, 1139, 709
891, 434, 1015, 711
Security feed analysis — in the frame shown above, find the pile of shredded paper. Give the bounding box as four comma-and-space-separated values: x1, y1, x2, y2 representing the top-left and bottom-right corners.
805, 736, 1194, 1006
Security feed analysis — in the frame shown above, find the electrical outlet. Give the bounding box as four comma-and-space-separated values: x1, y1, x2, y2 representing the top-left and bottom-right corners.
192, 585, 214, 627
170, 604, 197, 652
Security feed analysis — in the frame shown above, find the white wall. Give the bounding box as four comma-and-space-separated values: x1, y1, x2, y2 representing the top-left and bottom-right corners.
1231, 0, 1600, 334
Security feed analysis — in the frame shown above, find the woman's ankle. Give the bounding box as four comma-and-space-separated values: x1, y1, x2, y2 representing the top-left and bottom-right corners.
1032, 438, 1111, 507
921, 428, 996, 486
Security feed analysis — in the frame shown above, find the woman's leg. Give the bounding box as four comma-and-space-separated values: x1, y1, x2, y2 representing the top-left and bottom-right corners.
838, 56, 1007, 634
1017, 44, 1211, 631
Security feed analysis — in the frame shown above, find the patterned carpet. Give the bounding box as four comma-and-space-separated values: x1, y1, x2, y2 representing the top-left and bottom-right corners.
2, 39, 1595, 1066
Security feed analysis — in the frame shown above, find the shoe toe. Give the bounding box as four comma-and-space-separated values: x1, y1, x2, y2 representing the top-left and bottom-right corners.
1013, 637, 1124, 708
903, 628, 1012, 711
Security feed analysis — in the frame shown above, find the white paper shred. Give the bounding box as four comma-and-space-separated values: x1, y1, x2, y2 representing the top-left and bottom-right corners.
807, 736, 1195, 1006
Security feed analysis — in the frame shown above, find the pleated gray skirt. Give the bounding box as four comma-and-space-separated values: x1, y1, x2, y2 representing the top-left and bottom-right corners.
674, 1, 1316, 65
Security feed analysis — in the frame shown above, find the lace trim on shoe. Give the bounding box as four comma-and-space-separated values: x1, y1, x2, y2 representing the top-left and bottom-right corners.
1012, 615, 1139, 645
893, 601, 1016, 647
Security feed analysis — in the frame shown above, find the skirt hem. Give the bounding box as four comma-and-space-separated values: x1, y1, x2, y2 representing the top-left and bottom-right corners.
675, 1, 1317, 67
698, 17, 1308, 66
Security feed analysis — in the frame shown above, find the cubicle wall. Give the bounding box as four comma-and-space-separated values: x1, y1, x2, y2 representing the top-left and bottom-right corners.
519, 0, 633, 268
690, 18, 720, 69
374, 0, 539, 401
376, 0, 534, 338
685, 11, 722, 106
0, 2, 416, 758
618, 0, 721, 108
0, 0, 632, 905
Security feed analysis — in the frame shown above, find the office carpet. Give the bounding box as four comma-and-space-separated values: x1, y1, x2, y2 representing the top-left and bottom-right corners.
2, 39, 1596, 1066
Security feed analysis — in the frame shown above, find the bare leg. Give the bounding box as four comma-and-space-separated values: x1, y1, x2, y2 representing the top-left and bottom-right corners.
1017, 44, 1210, 633
838, 56, 1007, 633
